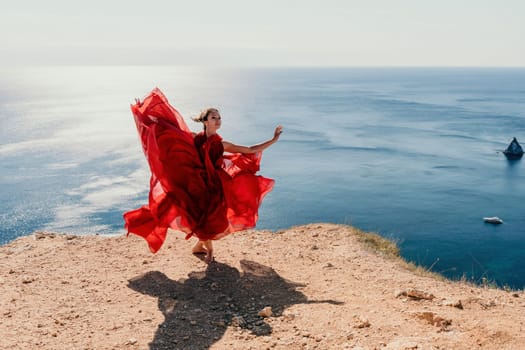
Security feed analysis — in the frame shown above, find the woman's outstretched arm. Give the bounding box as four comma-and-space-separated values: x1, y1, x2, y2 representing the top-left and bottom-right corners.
223, 125, 283, 154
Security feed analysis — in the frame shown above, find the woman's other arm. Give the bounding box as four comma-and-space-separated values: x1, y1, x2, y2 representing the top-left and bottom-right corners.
223, 126, 283, 154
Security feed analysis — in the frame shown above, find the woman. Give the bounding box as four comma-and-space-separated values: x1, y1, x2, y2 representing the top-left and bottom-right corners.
123, 88, 282, 263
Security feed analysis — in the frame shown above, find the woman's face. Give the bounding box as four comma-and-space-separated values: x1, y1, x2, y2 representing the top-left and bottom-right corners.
205, 110, 221, 132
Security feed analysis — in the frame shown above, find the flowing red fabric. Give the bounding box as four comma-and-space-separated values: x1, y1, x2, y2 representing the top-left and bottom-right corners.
123, 88, 274, 253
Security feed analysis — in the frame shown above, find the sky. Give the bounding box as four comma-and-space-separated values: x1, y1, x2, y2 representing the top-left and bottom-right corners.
1, 0, 524, 67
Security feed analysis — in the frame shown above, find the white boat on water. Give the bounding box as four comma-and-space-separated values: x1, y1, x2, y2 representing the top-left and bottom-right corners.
483, 217, 503, 224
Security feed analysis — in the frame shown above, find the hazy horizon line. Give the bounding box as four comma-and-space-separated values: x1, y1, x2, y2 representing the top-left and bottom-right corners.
2, 63, 525, 69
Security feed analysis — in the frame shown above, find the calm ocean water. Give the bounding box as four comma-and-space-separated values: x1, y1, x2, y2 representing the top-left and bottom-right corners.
1, 66, 524, 288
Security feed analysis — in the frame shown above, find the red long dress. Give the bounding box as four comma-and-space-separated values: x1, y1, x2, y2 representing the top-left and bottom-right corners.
123, 88, 274, 253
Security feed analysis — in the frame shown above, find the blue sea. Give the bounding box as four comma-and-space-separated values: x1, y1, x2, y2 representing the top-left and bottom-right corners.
1, 66, 524, 289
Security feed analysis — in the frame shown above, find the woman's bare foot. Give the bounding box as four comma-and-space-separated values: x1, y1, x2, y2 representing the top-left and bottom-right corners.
203, 240, 214, 263
192, 240, 207, 254
192, 240, 214, 263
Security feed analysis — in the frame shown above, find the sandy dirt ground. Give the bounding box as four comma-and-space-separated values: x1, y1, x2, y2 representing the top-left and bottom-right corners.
1, 223, 524, 349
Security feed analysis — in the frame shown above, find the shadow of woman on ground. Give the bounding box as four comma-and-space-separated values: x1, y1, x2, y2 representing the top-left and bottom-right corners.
128, 259, 342, 349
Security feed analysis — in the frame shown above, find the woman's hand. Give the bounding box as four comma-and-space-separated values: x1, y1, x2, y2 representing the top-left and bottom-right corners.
134, 98, 143, 106
273, 125, 283, 140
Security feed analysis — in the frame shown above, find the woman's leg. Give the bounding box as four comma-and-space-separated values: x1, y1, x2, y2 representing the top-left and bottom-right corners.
202, 240, 214, 263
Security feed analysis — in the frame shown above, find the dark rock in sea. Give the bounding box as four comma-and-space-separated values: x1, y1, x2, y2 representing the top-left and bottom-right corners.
503, 137, 524, 160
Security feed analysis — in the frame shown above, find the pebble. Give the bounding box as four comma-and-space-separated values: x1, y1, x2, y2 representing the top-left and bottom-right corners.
232, 315, 246, 327
258, 306, 273, 317
442, 299, 463, 309
22, 276, 35, 284
125, 338, 138, 345
354, 318, 371, 329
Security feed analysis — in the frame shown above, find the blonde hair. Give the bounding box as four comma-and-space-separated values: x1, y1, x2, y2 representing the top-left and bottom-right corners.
192, 108, 219, 130
191, 107, 219, 123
